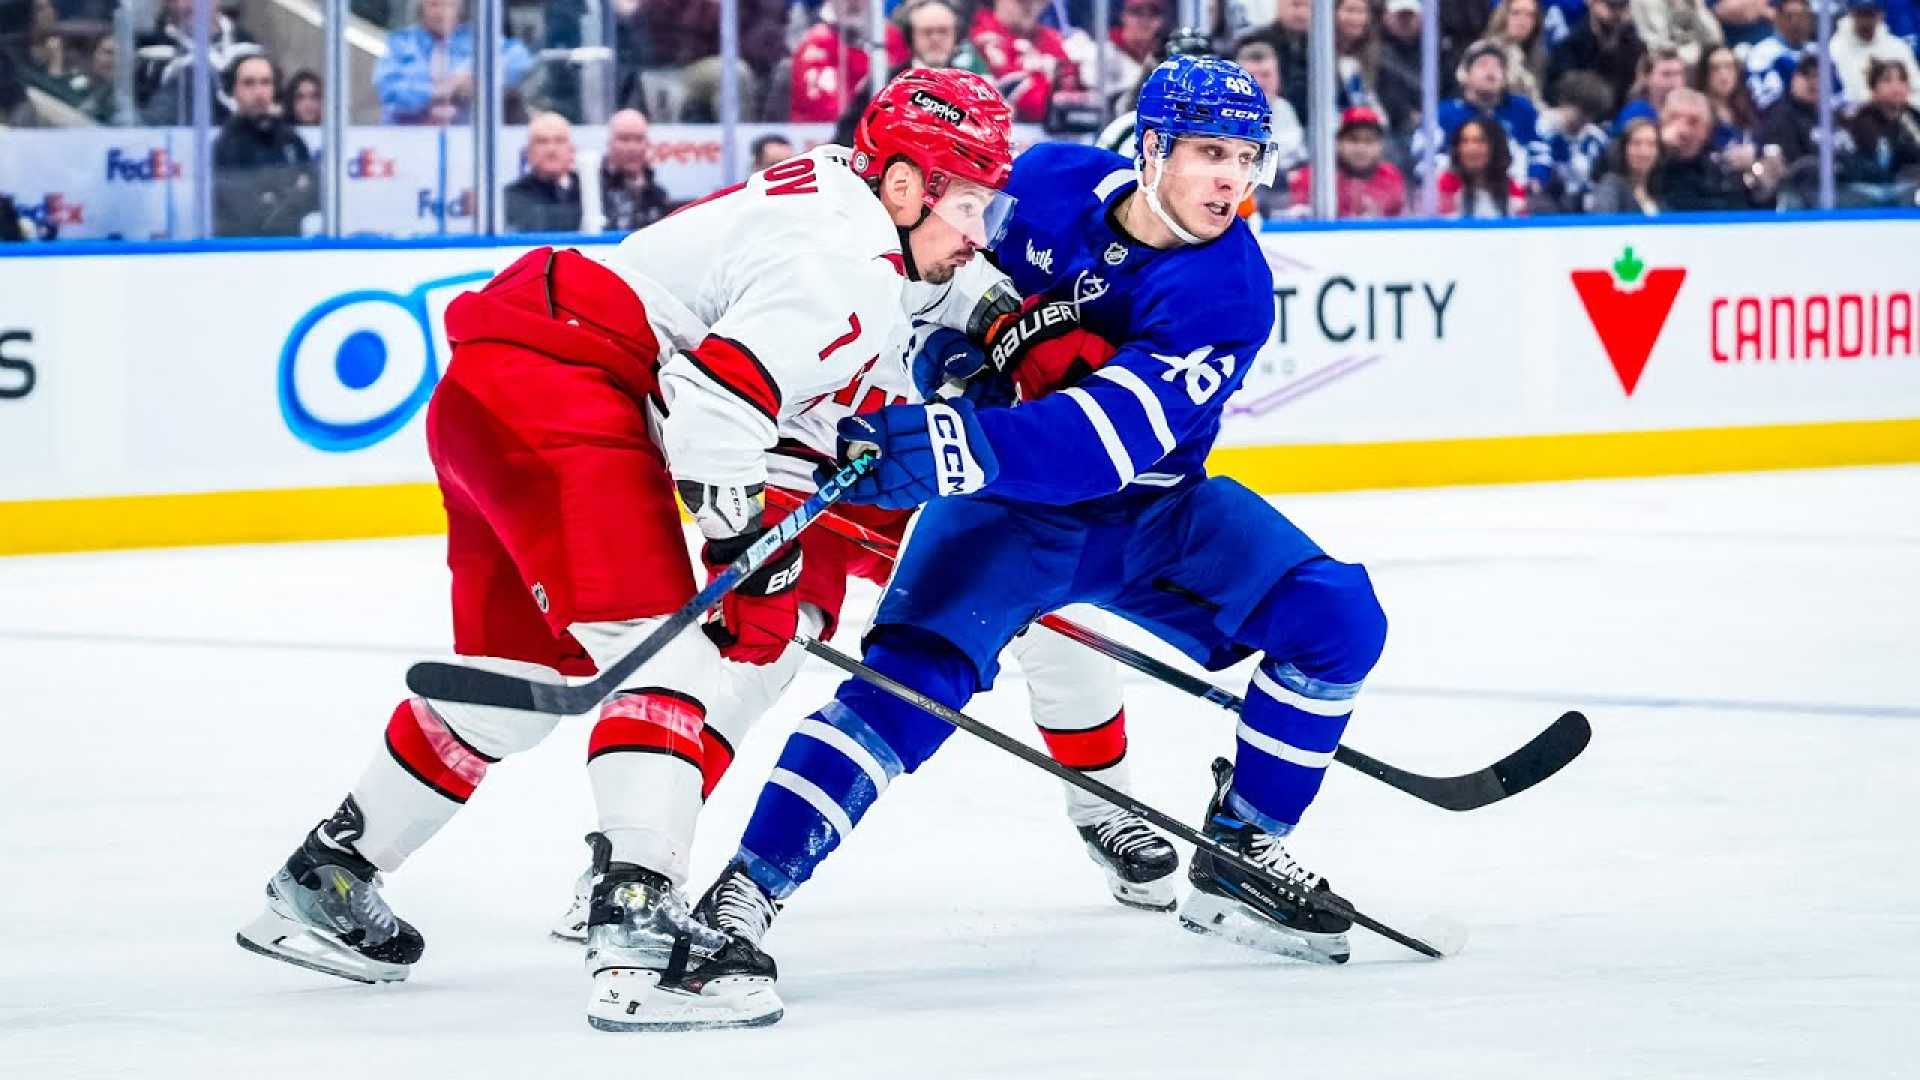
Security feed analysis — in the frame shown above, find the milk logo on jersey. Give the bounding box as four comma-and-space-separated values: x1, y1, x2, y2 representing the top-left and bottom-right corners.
1025, 239, 1054, 274
278, 270, 492, 451
1569, 246, 1685, 398
909, 90, 967, 126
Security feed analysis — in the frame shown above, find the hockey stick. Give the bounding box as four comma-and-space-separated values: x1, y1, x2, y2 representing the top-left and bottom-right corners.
797, 636, 1453, 960
403, 454, 878, 714
766, 490, 1592, 813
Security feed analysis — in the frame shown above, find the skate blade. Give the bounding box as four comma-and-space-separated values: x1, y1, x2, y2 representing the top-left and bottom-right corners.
1177, 891, 1350, 965
588, 968, 783, 1032
236, 908, 409, 985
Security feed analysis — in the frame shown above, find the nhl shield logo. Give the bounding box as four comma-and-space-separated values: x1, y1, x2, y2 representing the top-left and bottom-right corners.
1103, 242, 1128, 265
532, 582, 550, 613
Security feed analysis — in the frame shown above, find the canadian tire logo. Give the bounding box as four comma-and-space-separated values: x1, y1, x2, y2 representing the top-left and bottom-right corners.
1571, 246, 1686, 397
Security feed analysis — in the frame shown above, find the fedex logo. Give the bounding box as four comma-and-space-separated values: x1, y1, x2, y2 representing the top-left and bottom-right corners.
348, 148, 397, 179
6, 192, 84, 228
417, 188, 475, 218
105, 147, 183, 183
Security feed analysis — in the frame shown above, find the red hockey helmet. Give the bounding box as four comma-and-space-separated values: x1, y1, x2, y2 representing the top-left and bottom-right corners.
853, 68, 1018, 248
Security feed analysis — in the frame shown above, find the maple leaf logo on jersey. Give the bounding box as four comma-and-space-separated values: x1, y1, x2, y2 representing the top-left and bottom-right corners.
1570, 246, 1686, 397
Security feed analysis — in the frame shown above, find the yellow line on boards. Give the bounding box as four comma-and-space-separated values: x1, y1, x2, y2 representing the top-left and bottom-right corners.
1209, 417, 1920, 493
0, 483, 446, 556
3, 418, 1918, 555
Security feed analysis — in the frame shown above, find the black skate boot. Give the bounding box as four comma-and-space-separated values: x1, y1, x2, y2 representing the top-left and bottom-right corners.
235, 795, 426, 984
583, 836, 782, 1031
1177, 758, 1352, 964
693, 859, 782, 952
1076, 808, 1180, 911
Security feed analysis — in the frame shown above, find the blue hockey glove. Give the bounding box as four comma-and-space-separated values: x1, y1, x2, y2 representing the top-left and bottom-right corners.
832, 400, 1001, 510
911, 326, 990, 400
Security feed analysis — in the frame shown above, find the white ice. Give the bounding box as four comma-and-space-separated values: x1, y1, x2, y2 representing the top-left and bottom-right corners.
2, 467, 1918, 1079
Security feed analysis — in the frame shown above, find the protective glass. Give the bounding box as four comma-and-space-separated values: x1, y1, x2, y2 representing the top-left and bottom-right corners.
930, 177, 1020, 249
1158, 136, 1283, 191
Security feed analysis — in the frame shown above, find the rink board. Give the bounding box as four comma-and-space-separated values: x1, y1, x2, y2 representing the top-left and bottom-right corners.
3, 216, 1918, 554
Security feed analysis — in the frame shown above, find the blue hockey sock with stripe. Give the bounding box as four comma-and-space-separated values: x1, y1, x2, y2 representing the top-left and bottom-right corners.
737, 628, 977, 900
1227, 558, 1387, 832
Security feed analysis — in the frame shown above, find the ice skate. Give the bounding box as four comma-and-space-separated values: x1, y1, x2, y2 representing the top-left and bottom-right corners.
1178, 759, 1352, 964
693, 859, 782, 951
1076, 807, 1179, 911
235, 796, 425, 984
583, 838, 781, 1031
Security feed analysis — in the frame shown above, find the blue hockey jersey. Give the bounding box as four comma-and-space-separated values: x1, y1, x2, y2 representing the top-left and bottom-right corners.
970, 142, 1275, 507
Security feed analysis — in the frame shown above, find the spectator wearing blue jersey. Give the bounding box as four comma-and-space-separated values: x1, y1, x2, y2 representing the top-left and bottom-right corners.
1616, 45, 1690, 128
1420, 41, 1552, 186
375, 0, 533, 124
1537, 0, 1589, 48
1747, 0, 1819, 111
1548, 0, 1643, 113
1538, 68, 1616, 209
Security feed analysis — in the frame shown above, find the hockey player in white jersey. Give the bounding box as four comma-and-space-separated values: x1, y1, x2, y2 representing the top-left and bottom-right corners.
234, 68, 1016, 1032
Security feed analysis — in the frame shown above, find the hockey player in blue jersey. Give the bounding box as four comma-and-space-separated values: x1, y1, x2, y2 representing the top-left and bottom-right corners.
695, 56, 1388, 970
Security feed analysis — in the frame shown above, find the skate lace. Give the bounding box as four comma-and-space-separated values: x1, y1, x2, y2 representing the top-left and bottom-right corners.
711, 873, 775, 943
1091, 810, 1164, 860
1244, 834, 1321, 892
349, 872, 398, 938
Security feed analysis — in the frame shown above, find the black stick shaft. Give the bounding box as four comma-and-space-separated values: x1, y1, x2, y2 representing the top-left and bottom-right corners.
771, 492, 1589, 813
796, 636, 1445, 960
403, 455, 877, 714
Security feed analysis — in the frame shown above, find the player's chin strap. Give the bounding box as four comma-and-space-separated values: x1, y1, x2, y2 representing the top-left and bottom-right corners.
895, 204, 934, 282
1139, 140, 1205, 247
1140, 165, 1205, 247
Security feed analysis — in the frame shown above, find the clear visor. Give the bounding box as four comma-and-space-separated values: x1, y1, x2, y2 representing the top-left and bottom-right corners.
1156, 136, 1282, 191
929, 178, 1019, 250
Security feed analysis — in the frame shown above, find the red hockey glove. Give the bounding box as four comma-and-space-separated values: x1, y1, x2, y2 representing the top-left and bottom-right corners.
700, 530, 803, 665
982, 294, 1120, 402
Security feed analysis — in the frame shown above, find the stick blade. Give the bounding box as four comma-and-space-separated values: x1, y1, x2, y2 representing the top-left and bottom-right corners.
404, 660, 584, 714
1489, 710, 1591, 802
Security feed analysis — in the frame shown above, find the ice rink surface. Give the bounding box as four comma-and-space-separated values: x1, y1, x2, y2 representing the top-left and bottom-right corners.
3, 466, 1918, 1079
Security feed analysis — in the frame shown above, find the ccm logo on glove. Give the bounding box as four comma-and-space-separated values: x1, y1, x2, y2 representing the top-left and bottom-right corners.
928, 403, 985, 495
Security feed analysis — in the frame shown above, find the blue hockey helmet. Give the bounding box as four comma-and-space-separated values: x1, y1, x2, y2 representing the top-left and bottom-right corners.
1134, 55, 1279, 187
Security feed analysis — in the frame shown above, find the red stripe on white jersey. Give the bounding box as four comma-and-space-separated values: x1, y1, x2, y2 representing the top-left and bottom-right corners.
688, 335, 782, 422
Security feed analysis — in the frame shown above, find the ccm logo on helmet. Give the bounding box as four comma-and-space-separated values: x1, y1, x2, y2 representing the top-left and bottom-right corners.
910, 90, 968, 126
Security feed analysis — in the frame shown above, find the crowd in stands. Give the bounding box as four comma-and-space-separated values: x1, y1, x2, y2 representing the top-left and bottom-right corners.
5, 0, 1920, 240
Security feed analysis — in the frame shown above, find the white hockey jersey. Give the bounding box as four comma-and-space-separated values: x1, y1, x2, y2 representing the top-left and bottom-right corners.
763, 254, 1016, 493
595, 144, 910, 491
